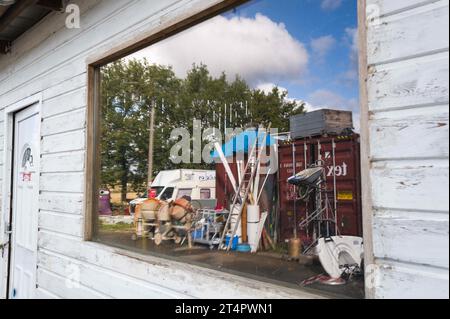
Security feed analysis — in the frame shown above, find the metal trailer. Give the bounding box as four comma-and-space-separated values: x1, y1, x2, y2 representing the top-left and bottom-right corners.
192, 209, 229, 249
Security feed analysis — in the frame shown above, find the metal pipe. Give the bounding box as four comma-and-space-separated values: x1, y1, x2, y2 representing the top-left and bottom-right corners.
292, 140, 297, 239
147, 100, 156, 187
332, 139, 338, 235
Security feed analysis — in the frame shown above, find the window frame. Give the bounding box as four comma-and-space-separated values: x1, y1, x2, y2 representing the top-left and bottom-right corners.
200, 188, 212, 199
83, 0, 372, 298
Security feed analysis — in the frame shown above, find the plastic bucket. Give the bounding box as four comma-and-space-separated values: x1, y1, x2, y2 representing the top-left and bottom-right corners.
225, 235, 239, 251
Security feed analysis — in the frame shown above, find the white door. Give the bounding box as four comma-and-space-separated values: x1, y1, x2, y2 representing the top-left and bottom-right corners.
9, 104, 40, 299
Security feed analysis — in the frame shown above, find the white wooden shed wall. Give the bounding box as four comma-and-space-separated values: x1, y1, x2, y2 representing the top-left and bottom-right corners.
363, 0, 449, 299
0, 0, 321, 299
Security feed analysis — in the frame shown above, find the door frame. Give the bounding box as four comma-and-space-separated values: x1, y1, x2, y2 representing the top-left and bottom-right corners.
0, 93, 42, 299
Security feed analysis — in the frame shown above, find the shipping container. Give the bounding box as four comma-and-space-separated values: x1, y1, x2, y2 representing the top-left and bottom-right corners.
290, 109, 353, 140
278, 134, 362, 243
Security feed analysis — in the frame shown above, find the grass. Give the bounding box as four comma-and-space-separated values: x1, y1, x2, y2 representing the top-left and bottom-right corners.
99, 222, 134, 233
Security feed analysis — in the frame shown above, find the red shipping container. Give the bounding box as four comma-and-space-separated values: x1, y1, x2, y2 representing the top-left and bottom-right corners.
278, 134, 362, 242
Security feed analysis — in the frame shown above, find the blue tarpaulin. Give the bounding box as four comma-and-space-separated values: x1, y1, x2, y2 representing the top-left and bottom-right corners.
211, 130, 277, 159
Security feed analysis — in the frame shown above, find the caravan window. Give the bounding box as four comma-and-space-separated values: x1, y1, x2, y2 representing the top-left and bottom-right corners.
160, 188, 175, 201
200, 189, 212, 199
177, 189, 193, 199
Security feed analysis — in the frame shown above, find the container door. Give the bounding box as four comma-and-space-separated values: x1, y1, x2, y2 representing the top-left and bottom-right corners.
9, 104, 40, 299
278, 141, 310, 242
317, 136, 362, 237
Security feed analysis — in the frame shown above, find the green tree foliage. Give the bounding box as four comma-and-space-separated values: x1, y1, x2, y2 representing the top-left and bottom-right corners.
100, 59, 305, 196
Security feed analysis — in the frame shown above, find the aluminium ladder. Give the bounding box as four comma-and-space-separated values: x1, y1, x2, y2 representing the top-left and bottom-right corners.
218, 126, 270, 251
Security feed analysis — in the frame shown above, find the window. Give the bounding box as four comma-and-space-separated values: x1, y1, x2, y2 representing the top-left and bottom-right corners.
89, 0, 363, 298
200, 189, 211, 199
160, 187, 175, 201
177, 189, 193, 199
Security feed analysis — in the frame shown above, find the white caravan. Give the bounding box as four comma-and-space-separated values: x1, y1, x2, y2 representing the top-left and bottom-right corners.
129, 170, 216, 215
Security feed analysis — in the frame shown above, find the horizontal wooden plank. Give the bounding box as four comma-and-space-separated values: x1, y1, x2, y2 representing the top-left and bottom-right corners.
38, 250, 190, 299
370, 104, 449, 160
373, 260, 449, 299
35, 287, 61, 299
40, 172, 84, 193
37, 267, 109, 299
42, 73, 87, 101
368, 51, 449, 111
39, 211, 83, 237
42, 108, 86, 137
371, 160, 449, 212
42, 88, 86, 120
39, 192, 84, 215
42, 130, 85, 154
373, 209, 449, 268
367, 1, 449, 65
367, 0, 443, 16
41, 151, 85, 173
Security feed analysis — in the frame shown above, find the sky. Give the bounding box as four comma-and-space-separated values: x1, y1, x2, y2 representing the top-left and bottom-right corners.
130, 0, 360, 130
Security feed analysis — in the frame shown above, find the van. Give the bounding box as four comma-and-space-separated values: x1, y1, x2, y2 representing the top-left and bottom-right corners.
129, 169, 216, 216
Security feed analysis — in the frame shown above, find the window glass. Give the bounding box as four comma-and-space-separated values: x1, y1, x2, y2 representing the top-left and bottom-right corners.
93, 0, 362, 298
160, 187, 175, 201
200, 189, 211, 199
177, 188, 193, 199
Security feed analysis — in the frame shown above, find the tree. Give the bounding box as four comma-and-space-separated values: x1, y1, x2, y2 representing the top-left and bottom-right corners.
101, 59, 180, 200
100, 59, 305, 200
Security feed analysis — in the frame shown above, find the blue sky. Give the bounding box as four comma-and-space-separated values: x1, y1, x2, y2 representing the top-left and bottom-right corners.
132, 0, 360, 127
231, 0, 358, 102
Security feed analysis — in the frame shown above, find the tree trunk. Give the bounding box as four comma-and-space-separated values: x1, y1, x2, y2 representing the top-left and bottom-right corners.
121, 159, 128, 204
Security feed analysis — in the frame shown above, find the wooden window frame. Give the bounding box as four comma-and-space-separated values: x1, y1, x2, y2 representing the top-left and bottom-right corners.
84, 0, 373, 298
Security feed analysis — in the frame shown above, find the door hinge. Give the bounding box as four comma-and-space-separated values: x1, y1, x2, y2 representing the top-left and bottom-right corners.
0, 241, 8, 258
4, 222, 12, 235
1, 223, 12, 257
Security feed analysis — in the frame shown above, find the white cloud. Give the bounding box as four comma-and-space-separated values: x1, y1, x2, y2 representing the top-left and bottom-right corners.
310, 35, 336, 59
340, 27, 359, 83
307, 89, 360, 132
130, 14, 309, 86
346, 27, 359, 68
321, 0, 343, 11
256, 82, 288, 95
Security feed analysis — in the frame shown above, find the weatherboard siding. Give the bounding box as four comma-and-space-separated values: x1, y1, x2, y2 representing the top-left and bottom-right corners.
365, 0, 449, 298
0, 0, 320, 299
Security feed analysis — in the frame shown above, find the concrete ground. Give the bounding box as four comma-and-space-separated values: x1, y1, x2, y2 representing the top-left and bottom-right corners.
96, 230, 365, 299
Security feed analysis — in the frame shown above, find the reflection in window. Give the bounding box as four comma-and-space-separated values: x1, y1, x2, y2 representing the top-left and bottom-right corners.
177, 188, 193, 199
200, 189, 211, 199
93, 0, 363, 298
160, 187, 175, 201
